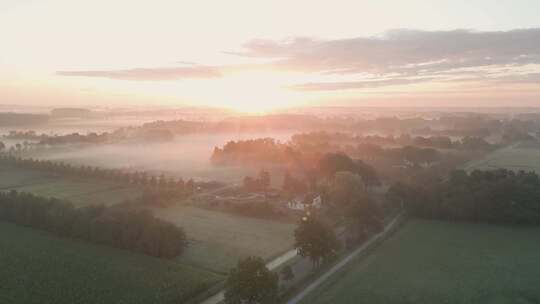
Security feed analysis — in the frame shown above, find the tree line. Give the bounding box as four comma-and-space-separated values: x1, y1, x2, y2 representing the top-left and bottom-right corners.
0, 113, 49, 126
291, 131, 500, 153
0, 155, 195, 193
318, 152, 381, 187
209, 135, 495, 184
2, 127, 174, 148
0, 190, 187, 258
388, 169, 540, 225
0, 155, 196, 208
211, 138, 293, 165
243, 169, 271, 192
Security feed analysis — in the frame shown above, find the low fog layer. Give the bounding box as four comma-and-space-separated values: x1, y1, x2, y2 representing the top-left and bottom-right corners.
28, 132, 294, 182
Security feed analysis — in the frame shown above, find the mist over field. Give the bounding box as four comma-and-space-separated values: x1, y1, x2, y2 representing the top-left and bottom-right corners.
0, 118, 164, 135
4, 107, 540, 304
25, 132, 294, 182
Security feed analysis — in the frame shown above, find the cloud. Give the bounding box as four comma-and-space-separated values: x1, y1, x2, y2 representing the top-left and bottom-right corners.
228, 29, 540, 91
499, 72, 540, 84
289, 77, 436, 91
233, 29, 540, 75
57, 65, 222, 81
57, 29, 540, 91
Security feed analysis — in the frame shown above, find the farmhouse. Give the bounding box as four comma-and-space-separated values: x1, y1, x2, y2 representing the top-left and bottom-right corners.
287, 193, 322, 211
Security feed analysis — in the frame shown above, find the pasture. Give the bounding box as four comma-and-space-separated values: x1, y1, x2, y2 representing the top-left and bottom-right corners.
0, 222, 222, 304
0, 164, 141, 206
301, 219, 540, 304
154, 205, 296, 273
0, 163, 296, 274
464, 142, 540, 173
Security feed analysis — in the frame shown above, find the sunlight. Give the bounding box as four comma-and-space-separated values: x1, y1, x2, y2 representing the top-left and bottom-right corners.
199, 70, 304, 113
99, 69, 307, 113
52, 69, 305, 113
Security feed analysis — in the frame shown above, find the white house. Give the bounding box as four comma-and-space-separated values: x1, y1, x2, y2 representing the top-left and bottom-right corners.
287, 193, 322, 211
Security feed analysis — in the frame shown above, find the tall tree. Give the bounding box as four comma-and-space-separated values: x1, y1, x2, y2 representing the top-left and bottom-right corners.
185, 179, 195, 194
282, 171, 307, 197
345, 196, 383, 243
258, 169, 271, 193
318, 153, 357, 178
328, 171, 365, 208
294, 217, 340, 268
224, 256, 278, 304
318, 153, 380, 187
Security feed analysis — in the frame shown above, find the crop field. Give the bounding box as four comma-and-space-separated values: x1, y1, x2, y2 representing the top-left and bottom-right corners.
0, 222, 223, 304
154, 205, 296, 273
301, 219, 540, 304
464, 142, 540, 173
0, 164, 142, 206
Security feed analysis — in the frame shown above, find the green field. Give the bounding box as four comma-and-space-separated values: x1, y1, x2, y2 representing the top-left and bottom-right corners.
0, 222, 222, 304
301, 219, 540, 304
0, 164, 142, 206
155, 205, 296, 273
464, 143, 540, 173
0, 163, 296, 274
0, 164, 296, 299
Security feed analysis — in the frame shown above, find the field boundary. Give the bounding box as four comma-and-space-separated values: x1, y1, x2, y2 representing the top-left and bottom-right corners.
63, 184, 129, 197
0, 178, 59, 191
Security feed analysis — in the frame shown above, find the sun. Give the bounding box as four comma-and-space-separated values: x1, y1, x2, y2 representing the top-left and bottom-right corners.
197, 71, 303, 114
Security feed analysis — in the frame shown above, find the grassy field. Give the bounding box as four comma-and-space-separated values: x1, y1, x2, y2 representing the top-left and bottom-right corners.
0, 163, 296, 273
0, 164, 142, 206
301, 219, 540, 304
0, 163, 296, 300
0, 222, 223, 304
464, 143, 540, 173
154, 205, 296, 274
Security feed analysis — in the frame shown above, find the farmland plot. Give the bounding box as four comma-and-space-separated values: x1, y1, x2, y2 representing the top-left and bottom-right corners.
0, 164, 141, 206
0, 222, 222, 304
464, 143, 540, 173
301, 220, 540, 304
155, 205, 296, 273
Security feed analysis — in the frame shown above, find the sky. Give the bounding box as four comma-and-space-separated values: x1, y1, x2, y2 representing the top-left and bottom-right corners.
1, 0, 540, 112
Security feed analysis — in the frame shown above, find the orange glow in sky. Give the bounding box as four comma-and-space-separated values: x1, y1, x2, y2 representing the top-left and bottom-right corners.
1, 0, 540, 111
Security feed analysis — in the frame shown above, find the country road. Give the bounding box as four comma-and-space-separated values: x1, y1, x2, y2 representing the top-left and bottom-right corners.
199, 248, 299, 304
199, 212, 404, 304
286, 212, 404, 304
